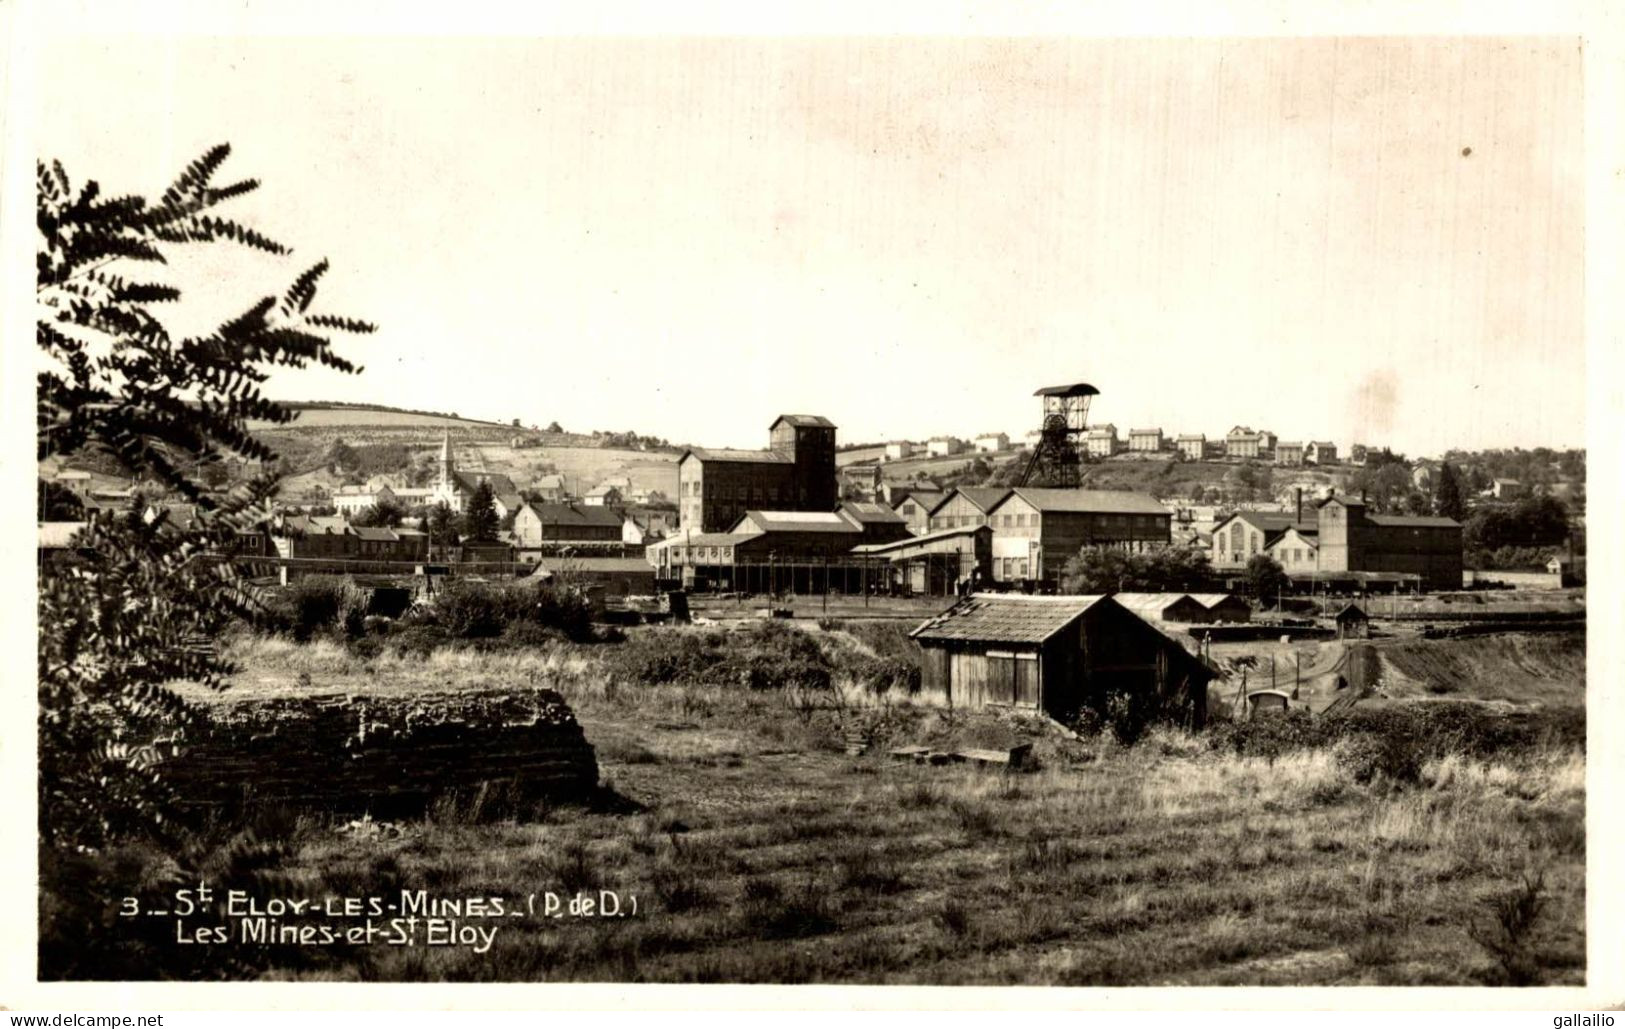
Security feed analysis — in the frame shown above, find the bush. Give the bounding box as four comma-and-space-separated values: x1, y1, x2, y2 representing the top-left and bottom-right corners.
270, 576, 369, 642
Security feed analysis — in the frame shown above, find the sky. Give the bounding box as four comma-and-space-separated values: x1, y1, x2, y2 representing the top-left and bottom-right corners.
33, 33, 1586, 457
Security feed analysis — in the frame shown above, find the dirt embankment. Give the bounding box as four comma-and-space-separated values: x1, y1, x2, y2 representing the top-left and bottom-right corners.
1372, 631, 1585, 707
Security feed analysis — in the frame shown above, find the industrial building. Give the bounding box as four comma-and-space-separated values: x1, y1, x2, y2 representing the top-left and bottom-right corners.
892, 490, 946, 534
927, 487, 1012, 531
675, 415, 837, 532
909, 594, 1211, 726
1315, 494, 1462, 592
850, 524, 993, 596
984, 488, 1172, 586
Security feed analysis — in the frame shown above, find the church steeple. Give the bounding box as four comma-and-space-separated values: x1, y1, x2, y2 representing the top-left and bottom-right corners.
438, 429, 454, 487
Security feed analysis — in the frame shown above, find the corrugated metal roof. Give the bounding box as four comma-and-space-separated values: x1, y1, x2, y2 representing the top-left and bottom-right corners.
1003, 489, 1170, 515
910, 594, 1109, 644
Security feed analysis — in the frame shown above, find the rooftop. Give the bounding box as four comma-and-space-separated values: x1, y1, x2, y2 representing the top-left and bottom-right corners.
850, 524, 990, 554
933, 487, 1013, 515
736, 510, 862, 534
683, 447, 793, 465
526, 503, 626, 528
1003, 488, 1170, 516
838, 502, 906, 525
911, 593, 1109, 644
1033, 382, 1100, 398
770, 414, 836, 429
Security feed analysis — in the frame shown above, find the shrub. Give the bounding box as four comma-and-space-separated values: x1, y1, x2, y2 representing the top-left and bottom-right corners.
1470, 872, 1548, 985
271, 576, 369, 642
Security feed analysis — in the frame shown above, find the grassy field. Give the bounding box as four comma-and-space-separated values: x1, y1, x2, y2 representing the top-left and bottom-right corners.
132, 630, 1588, 986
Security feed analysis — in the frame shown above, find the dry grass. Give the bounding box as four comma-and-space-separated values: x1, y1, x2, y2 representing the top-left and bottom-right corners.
143, 636, 1588, 985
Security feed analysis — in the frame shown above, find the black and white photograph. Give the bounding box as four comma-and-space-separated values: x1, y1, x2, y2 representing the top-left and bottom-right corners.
5, 0, 1622, 1011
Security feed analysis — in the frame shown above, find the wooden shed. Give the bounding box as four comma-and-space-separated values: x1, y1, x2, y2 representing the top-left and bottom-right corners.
1335, 603, 1371, 640
1111, 592, 1209, 625
1187, 593, 1253, 624
909, 594, 1211, 727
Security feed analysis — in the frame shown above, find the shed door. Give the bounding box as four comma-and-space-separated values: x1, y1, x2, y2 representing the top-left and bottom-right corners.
986, 651, 1016, 705
1014, 653, 1040, 707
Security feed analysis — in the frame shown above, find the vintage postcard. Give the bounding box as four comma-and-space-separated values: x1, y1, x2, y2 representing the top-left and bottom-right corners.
3, 0, 1620, 1015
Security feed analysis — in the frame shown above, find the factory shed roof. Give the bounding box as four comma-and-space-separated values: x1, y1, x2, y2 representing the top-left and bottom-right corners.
733, 511, 861, 534
911, 594, 1110, 645
680, 448, 793, 464
931, 487, 1012, 515
1001, 488, 1170, 516
850, 524, 989, 555
1367, 514, 1462, 529
770, 414, 836, 429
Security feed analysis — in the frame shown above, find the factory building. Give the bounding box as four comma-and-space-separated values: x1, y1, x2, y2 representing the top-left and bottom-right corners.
675, 415, 837, 532
927, 488, 1013, 532
1315, 494, 1462, 592
984, 488, 1172, 587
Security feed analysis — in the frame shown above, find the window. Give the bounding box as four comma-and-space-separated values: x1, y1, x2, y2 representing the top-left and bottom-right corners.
1018, 560, 1029, 578
1015, 514, 1026, 527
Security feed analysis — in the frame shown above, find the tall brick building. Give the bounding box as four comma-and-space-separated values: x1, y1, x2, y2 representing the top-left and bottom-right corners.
677, 415, 837, 532
1316, 494, 1462, 591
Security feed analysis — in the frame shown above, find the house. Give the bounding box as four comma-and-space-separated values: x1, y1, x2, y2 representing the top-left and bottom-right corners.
676, 415, 837, 531
1493, 478, 1526, 500
1273, 442, 1304, 467
881, 480, 942, 506
582, 485, 623, 507
883, 441, 916, 462
927, 487, 1013, 532
53, 469, 94, 496
850, 525, 993, 595
1224, 426, 1271, 460
909, 594, 1211, 726
1411, 464, 1436, 490
974, 433, 1011, 453
984, 488, 1172, 586
1335, 603, 1371, 639
531, 474, 568, 503
1305, 441, 1338, 465
926, 437, 965, 457
350, 525, 431, 563
1084, 425, 1122, 459
1546, 554, 1583, 587
512, 502, 626, 548
892, 490, 946, 534
1349, 444, 1370, 466
458, 539, 516, 565
1175, 434, 1206, 460
1127, 428, 1163, 453
624, 509, 673, 545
